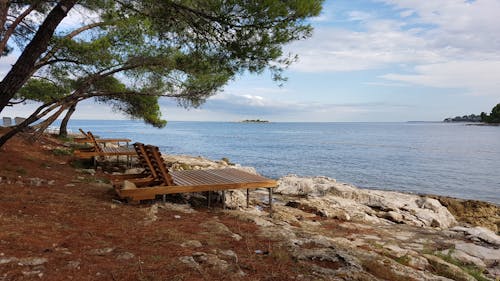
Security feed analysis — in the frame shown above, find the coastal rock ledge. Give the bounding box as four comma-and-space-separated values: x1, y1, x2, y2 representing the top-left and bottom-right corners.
159, 154, 499, 280
275, 175, 458, 228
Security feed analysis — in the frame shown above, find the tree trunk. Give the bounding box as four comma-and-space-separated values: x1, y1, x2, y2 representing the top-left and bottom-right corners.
0, 0, 76, 112
0, 105, 45, 147
31, 104, 68, 141
59, 103, 76, 137
0, 96, 65, 147
0, 90, 87, 147
0, 1, 9, 39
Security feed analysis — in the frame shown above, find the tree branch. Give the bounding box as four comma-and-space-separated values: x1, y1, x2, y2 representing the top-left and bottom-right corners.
36, 21, 110, 67
0, 3, 37, 54
0, 0, 77, 112
0, 0, 9, 37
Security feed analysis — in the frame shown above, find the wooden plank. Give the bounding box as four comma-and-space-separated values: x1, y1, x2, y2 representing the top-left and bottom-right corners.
172, 170, 228, 185
74, 138, 131, 143
145, 145, 173, 185
74, 148, 136, 158
118, 180, 277, 200
86, 132, 103, 153
211, 169, 271, 182
134, 143, 157, 179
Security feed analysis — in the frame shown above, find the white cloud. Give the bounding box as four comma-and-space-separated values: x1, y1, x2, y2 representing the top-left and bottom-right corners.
347, 11, 373, 22
399, 10, 415, 18
382, 60, 500, 96
289, 26, 441, 72
376, 0, 500, 53
179, 92, 412, 121
286, 0, 500, 97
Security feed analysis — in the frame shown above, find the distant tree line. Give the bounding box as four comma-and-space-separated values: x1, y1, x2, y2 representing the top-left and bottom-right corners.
444, 103, 500, 123
241, 119, 269, 123
443, 114, 482, 122
480, 103, 500, 123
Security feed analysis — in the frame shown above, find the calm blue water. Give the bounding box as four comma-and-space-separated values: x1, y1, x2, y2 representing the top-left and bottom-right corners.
64, 120, 500, 204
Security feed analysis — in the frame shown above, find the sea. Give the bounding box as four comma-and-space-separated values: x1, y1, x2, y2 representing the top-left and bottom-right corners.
62, 120, 500, 204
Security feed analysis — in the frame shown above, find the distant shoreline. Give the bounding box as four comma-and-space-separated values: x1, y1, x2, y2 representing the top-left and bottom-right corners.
239, 119, 269, 123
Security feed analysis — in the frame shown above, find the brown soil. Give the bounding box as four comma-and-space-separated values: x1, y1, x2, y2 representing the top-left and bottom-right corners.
0, 130, 307, 280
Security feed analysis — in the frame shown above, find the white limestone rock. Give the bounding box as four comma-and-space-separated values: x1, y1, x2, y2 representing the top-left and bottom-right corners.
223, 190, 246, 209
275, 175, 457, 228
276, 175, 333, 196
232, 165, 258, 175
450, 226, 500, 246
440, 249, 486, 268
454, 242, 500, 267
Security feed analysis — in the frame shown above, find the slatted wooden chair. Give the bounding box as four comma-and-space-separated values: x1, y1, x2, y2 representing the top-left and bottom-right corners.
73, 131, 136, 164
74, 128, 132, 144
108, 142, 162, 186
115, 144, 277, 215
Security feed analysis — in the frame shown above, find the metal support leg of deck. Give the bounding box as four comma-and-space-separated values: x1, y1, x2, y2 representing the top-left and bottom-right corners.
268, 188, 273, 218
162, 194, 166, 203
207, 191, 211, 208
222, 190, 226, 210
246, 189, 249, 208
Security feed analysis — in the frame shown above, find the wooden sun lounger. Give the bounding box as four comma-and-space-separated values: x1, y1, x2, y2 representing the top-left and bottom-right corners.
115, 143, 277, 215
108, 143, 162, 185
74, 129, 132, 144
73, 131, 136, 159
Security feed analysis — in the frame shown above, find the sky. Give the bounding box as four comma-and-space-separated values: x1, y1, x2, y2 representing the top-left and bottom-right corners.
2, 0, 500, 122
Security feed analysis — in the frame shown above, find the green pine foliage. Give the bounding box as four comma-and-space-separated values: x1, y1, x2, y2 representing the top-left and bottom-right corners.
6, 0, 323, 129
480, 103, 500, 123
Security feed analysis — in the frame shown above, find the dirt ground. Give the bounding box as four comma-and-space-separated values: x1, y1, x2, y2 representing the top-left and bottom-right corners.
0, 131, 306, 281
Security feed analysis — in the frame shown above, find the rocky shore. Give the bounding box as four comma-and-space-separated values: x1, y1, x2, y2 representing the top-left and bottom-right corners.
156, 154, 500, 280
1, 132, 499, 280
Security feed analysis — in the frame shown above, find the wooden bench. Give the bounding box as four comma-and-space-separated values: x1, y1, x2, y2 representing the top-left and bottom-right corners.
115, 143, 277, 215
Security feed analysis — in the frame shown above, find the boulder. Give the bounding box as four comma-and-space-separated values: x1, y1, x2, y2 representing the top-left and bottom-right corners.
224, 190, 246, 209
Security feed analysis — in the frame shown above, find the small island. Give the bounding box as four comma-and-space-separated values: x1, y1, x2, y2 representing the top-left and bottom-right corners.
240, 119, 269, 123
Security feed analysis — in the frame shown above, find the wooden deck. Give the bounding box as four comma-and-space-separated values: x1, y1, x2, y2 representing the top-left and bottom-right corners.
117, 168, 276, 199
114, 143, 277, 215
